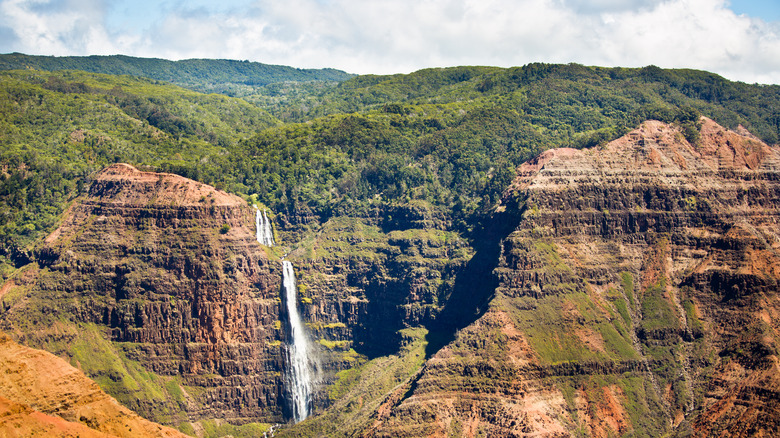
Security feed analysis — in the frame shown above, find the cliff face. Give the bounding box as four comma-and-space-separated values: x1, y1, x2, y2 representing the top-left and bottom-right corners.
0, 163, 474, 430
274, 212, 474, 413
0, 164, 284, 426
367, 118, 780, 437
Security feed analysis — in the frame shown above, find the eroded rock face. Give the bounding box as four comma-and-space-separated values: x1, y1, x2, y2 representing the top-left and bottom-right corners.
370, 119, 780, 437
0, 163, 475, 427
1, 164, 284, 425
0, 331, 188, 437
280, 216, 474, 413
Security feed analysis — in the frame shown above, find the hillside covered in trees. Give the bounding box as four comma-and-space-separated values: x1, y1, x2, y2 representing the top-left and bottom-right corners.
0, 53, 353, 95
2, 58, 778, 278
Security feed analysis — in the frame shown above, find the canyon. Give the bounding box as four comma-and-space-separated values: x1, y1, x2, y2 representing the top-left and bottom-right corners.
1, 117, 779, 437
0, 163, 285, 430
363, 118, 780, 437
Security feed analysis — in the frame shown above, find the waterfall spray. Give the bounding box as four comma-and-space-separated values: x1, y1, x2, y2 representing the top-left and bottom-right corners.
255, 208, 275, 246
281, 260, 314, 422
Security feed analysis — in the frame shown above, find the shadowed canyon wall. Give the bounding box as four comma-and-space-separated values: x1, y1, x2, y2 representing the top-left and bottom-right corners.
363, 118, 780, 437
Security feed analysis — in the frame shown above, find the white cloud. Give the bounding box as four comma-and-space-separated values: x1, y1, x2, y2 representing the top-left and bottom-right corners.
0, 0, 117, 54
580, 0, 780, 83
561, 0, 662, 14
1, 0, 779, 84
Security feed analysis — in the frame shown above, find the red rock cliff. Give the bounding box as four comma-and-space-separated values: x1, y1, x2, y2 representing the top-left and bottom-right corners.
0, 331, 188, 437
1, 163, 285, 426
369, 118, 780, 437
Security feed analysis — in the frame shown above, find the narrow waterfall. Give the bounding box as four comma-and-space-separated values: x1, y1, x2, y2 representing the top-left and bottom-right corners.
255, 208, 275, 246
281, 261, 314, 423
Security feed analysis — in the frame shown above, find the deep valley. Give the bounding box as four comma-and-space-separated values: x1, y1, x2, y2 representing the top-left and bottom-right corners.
0, 55, 779, 437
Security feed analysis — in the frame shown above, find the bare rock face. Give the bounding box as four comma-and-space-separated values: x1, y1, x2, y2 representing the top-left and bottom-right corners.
370, 118, 780, 437
0, 331, 187, 437
1, 164, 284, 425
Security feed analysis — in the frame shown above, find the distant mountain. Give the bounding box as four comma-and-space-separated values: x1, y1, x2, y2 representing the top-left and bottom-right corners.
0, 52, 354, 95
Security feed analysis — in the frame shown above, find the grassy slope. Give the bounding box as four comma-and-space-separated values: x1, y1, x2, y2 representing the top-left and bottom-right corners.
277, 327, 429, 437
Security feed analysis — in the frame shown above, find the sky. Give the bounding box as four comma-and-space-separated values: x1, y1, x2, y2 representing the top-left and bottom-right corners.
1, 0, 779, 84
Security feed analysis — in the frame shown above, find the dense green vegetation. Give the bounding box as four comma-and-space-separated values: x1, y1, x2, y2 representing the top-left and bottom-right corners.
0, 68, 278, 275
0, 53, 353, 96
1, 59, 779, 281
197, 63, 780, 233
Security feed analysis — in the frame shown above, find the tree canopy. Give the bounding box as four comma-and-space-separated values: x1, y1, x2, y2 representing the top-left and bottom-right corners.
1, 61, 779, 278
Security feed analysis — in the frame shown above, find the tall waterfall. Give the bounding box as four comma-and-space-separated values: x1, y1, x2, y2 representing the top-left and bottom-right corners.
281, 261, 314, 423
255, 208, 275, 246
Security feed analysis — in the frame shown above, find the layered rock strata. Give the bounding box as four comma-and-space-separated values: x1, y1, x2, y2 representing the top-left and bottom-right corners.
368, 118, 780, 437
0, 164, 283, 425
0, 163, 474, 428
3, 118, 779, 437
277, 215, 474, 413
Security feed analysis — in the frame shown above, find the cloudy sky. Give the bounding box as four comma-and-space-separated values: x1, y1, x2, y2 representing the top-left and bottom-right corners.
1, 0, 779, 84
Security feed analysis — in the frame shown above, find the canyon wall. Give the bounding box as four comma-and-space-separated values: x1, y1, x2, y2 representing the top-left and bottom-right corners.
364, 118, 780, 437
0, 162, 473, 430
0, 163, 285, 426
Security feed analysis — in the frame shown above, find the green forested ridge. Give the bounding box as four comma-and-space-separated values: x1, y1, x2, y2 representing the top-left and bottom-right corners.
0, 52, 353, 95
0, 68, 279, 275
277, 63, 780, 134
1, 60, 779, 279
208, 63, 780, 230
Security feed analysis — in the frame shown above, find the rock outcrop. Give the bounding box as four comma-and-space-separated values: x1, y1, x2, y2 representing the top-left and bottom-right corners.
0, 163, 474, 429
0, 331, 187, 437
366, 118, 780, 437
0, 164, 284, 426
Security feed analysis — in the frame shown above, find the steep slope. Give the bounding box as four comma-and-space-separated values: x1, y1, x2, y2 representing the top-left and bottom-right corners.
364, 118, 780, 437
0, 161, 478, 433
0, 164, 283, 429
0, 331, 187, 437
2, 59, 780, 437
